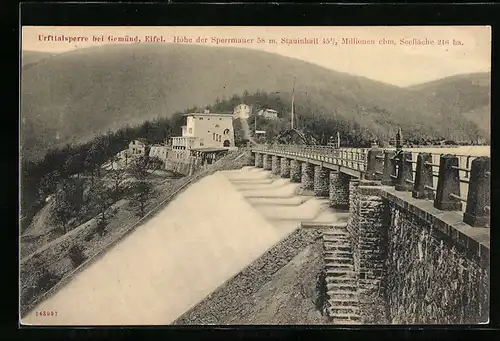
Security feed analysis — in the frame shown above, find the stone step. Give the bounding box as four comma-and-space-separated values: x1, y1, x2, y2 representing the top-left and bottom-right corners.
327, 306, 359, 315
324, 237, 350, 243
324, 256, 353, 264
328, 298, 359, 306
326, 269, 357, 277
326, 275, 357, 282
328, 291, 358, 300
327, 282, 358, 291
324, 246, 351, 253
324, 241, 351, 248
323, 223, 348, 230
324, 251, 352, 258
329, 312, 361, 321
327, 289, 359, 296
325, 263, 354, 271
325, 240, 351, 245
323, 235, 351, 242
322, 230, 349, 237
331, 319, 360, 325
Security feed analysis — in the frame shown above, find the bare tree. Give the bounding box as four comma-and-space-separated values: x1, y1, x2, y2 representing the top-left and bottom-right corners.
130, 180, 154, 218
130, 155, 150, 181
91, 179, 113, 236
50, 178, 83, 234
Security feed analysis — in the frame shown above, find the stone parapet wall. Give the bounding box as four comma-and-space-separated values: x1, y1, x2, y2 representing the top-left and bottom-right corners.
313, 166, 330, 197
301, 162, 314, 190
280, 157, 290, 178
346, 181, 489, 324
385, 203, 489, 324
290, 160, 301, 183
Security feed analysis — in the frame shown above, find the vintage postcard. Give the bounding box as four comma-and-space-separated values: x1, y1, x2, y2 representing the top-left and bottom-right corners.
20, 26, 490, 326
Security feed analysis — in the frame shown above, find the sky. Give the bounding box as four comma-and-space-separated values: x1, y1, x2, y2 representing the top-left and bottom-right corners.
22, 26, 491, 87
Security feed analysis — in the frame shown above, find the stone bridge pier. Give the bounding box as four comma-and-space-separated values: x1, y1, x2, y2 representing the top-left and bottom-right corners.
313, 166, 330, 197
246, 150, 255, 166
271, 155, 281, 175
290, 159, 302, 183
301, 162, 315, 190
263, 154, 272, 171
329, 171, 351, 210
254, 153, 263, 168
280, 157, 290, 178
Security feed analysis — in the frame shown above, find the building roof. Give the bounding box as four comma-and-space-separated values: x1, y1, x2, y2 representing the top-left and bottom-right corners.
190, 147, 229, 153
131, 138, 148, 144
184, 112, 233, 117
260, 109, 278, 113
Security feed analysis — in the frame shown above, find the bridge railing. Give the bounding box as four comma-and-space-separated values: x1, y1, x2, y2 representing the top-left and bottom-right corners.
253, 144, 369, 171
366, 148, 490, 228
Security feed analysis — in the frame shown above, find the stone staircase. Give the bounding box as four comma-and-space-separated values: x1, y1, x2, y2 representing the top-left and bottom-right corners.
322, 228, 360, 324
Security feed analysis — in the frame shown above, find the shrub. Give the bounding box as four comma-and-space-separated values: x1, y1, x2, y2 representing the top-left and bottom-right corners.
95, 216, 108, 237
315, 270, 328, 315
68, 245, 86, 268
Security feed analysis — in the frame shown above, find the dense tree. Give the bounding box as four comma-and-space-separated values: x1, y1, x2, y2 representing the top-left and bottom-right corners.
39, 170, 61, 198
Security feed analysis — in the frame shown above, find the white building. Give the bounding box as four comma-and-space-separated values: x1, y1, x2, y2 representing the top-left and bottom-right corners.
257, 108, 279, 120
128, 139, 149, 156
171, 110, 235, 151
233, 103, 252, 119
149, 145, 168, 166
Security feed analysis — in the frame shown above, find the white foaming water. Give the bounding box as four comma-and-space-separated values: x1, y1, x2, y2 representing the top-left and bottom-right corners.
22, 167, 346, 326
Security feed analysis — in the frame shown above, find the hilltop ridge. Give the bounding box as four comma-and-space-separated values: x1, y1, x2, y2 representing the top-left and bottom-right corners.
21, 43, 490, 160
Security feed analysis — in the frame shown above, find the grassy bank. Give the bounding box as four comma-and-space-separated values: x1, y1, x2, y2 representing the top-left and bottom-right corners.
20, 150, 249, 317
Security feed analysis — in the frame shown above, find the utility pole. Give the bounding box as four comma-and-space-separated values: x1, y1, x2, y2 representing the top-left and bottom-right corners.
255, 111, 257, 132
291, 77, 296, 130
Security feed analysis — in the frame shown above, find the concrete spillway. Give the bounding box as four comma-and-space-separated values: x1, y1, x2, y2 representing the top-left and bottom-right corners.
22, 167, 348, 326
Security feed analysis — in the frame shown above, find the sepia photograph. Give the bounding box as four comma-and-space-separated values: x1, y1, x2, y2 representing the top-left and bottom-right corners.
19, 25, 490, 326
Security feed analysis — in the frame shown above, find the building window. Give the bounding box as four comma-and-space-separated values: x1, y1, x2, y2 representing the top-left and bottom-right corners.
200, 139, 204, 146
223, 128, 230, 135
199, 117, 203, 120
188, 128, 192, 134
213, 133, 215, 140
208, 118, 210, 120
